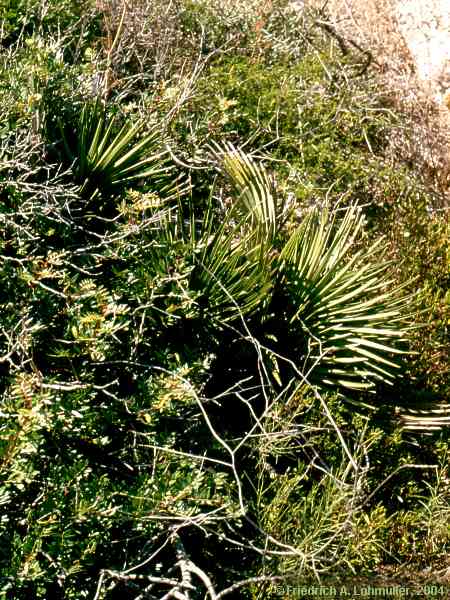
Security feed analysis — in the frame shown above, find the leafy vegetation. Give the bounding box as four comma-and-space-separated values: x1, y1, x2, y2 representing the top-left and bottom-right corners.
0, 0, 449, 598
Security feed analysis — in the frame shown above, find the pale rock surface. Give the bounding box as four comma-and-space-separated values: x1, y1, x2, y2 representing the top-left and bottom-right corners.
396, 0, 450, 104
305, 0, 450, 106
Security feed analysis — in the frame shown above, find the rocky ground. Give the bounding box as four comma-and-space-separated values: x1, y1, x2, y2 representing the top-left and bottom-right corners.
306, 0, 450, 193
396, 0, 450, 105
310, 0, 450, 101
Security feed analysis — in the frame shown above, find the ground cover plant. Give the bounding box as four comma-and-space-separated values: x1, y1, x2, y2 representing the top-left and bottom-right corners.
0, 0, 449, 598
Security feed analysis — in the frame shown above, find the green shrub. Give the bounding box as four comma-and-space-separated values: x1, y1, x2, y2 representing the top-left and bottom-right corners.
177, 50, 394, 203
1, 0, 449, 595
0, 0, 94, 45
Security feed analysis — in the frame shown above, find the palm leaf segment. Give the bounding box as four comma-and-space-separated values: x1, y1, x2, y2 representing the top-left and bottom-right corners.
216, 145, 416, 394
220, 144, 280, 248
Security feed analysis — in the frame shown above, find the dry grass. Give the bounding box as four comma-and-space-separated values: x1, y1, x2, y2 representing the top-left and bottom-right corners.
95, 0, 194, 84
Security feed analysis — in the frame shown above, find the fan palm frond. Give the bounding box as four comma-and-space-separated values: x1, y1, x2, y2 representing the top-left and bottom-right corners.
214, 143, 418, 395
279, 204, 417, 392
148, 194, 272, 324
399, 403, 450, 433
60, 100, 173, 200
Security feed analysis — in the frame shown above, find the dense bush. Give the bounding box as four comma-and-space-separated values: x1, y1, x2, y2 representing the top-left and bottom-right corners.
0, 1, 449, 598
